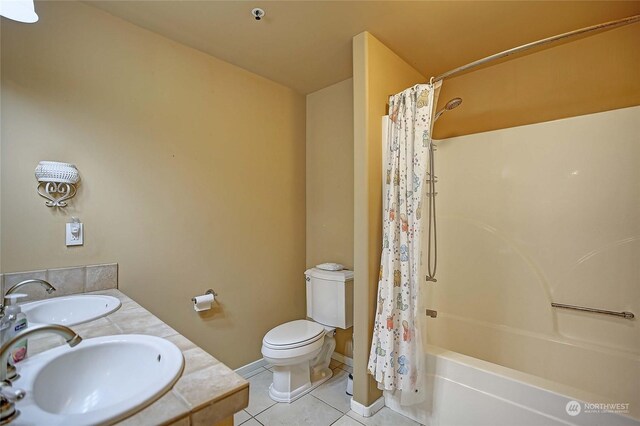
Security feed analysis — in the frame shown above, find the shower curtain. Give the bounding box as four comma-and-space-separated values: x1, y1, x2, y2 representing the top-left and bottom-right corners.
367, 81, 441, 405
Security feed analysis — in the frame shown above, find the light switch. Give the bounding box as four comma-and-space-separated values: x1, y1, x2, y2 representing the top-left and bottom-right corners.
66, 217, 83, 246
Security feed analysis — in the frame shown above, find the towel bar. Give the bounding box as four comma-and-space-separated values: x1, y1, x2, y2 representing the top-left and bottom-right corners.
551, 303, 634, 319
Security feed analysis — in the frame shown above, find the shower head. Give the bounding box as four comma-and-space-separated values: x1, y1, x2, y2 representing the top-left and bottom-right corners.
445, 98, 462, 110
435, 97, 463, 121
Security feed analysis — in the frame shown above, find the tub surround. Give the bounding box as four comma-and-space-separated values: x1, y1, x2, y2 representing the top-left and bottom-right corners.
425, 106, 640, 416
25, 289, 248, 426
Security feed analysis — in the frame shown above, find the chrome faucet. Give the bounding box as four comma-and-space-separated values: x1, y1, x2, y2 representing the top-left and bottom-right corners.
4, 279, 56, 298
0, 280, 57, 383
0, 325, 82, 423
0, 279, 56, 319
0, 325, 82, 382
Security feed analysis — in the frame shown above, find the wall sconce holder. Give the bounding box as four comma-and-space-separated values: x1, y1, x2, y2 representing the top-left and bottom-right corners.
35, 161, 80, 208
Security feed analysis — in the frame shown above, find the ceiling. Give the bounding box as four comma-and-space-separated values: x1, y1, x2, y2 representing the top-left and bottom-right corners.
86, 1, 640, 94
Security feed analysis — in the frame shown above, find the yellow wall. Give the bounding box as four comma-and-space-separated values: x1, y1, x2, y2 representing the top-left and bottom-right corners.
352, 32, 425, 406
434, 24, 640, 139
0, 1, 306, 368
306, 78, 354, 356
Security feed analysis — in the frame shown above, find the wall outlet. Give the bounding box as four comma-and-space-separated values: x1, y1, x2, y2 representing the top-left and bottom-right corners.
66, 219, 83, 246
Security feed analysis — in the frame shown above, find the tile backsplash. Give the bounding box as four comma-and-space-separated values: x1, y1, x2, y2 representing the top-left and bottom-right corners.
0, 263, 118, 301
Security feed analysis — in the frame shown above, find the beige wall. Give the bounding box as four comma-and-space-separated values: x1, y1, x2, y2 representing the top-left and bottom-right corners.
352, 32, 425, 406
0, 1, 306, 368
425, 106, 640, 416
306, 78, 354, 356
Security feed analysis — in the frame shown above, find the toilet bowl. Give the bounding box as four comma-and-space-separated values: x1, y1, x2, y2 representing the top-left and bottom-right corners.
261, 319, 336, 403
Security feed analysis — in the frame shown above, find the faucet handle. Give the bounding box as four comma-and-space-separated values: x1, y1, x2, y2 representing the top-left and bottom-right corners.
0, 382, 25, 402
0, 382, 23, 423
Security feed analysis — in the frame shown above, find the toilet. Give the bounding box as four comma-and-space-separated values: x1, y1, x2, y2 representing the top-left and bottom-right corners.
261, 268, 353, 403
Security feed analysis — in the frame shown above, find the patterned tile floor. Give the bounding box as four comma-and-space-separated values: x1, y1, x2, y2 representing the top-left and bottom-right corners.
236, 360, 422, 426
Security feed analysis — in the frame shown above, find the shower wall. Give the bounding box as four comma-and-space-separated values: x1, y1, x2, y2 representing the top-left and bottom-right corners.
424, 106, 640, 414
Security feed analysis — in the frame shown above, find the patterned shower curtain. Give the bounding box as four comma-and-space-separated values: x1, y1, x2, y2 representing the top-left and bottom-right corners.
367, 81, 441, 405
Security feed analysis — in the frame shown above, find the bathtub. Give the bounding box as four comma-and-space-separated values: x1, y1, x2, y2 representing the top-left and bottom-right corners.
385, 343, 639, 426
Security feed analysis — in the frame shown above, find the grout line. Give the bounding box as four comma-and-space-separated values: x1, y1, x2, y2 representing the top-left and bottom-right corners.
346, 413, 367, 425
345, 411, 367, 425
309, 394, 345, 416
330, 413, 365, 426
309, 382, 353, 415
237, 414, 252, 426
313, 393, 352, 416
250, 400, 279, 418
171, 389, 192, 413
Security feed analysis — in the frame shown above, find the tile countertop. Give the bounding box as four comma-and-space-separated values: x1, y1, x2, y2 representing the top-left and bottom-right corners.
25, 289, 249, 426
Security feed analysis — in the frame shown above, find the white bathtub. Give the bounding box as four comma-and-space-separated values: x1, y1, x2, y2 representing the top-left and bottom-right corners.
385, 345, 639, 426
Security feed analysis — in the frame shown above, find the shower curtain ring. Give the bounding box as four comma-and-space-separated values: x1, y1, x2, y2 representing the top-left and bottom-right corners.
429, 76, 434, 85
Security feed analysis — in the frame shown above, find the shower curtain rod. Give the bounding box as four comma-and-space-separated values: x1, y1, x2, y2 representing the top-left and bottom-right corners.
430, 14, 640, 83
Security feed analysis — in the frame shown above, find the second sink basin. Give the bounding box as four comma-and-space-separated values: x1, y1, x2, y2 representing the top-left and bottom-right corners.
21, 295, 121, 327
15, 334, 184, 425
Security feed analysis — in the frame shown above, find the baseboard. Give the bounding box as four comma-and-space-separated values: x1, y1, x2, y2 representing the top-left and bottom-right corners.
236, 353, 352, 376
234, 358, 268, 377
331, 352, 353, 367
350, 396, 385, 417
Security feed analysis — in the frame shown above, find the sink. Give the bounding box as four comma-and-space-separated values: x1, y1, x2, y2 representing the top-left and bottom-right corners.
21, 295, 121, 327
15, 334, 184, 425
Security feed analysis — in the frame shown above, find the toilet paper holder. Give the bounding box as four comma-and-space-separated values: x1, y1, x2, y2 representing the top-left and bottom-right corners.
191, 289, 217, 303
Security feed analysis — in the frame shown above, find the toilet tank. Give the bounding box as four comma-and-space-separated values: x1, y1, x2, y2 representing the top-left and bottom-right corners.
305, 268, 354, 329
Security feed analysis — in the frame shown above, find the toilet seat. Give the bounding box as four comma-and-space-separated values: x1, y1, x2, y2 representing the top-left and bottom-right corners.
263, 320, 325, 350
261, 318, 336, 403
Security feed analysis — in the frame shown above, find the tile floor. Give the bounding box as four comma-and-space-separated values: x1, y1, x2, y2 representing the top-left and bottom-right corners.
236, 360, 423, 426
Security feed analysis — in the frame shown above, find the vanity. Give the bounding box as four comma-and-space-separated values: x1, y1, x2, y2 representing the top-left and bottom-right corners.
15, 289, 249, 426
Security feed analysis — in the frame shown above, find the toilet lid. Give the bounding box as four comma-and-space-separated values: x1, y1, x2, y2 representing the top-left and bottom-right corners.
263, 320, 324, 349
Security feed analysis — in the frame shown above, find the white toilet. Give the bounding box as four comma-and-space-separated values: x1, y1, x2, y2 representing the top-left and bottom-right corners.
261, 268, 353, 403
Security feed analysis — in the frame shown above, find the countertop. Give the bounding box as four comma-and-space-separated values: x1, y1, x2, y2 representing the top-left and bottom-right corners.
26, 289, 249, 426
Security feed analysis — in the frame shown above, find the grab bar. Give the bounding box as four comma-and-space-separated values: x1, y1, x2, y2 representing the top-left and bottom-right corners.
551, 303, 635, 319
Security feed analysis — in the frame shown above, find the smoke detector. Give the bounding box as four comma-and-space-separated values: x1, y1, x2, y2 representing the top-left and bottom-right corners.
251, 8, 265, 21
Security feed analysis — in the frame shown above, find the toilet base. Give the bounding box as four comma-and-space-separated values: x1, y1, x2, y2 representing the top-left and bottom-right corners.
266, 330, 336, 403
268, 367, 333, 403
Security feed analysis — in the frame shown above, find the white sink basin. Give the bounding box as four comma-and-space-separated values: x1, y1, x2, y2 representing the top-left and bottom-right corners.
21, 295, 121, 327
16, 334, 184, 425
